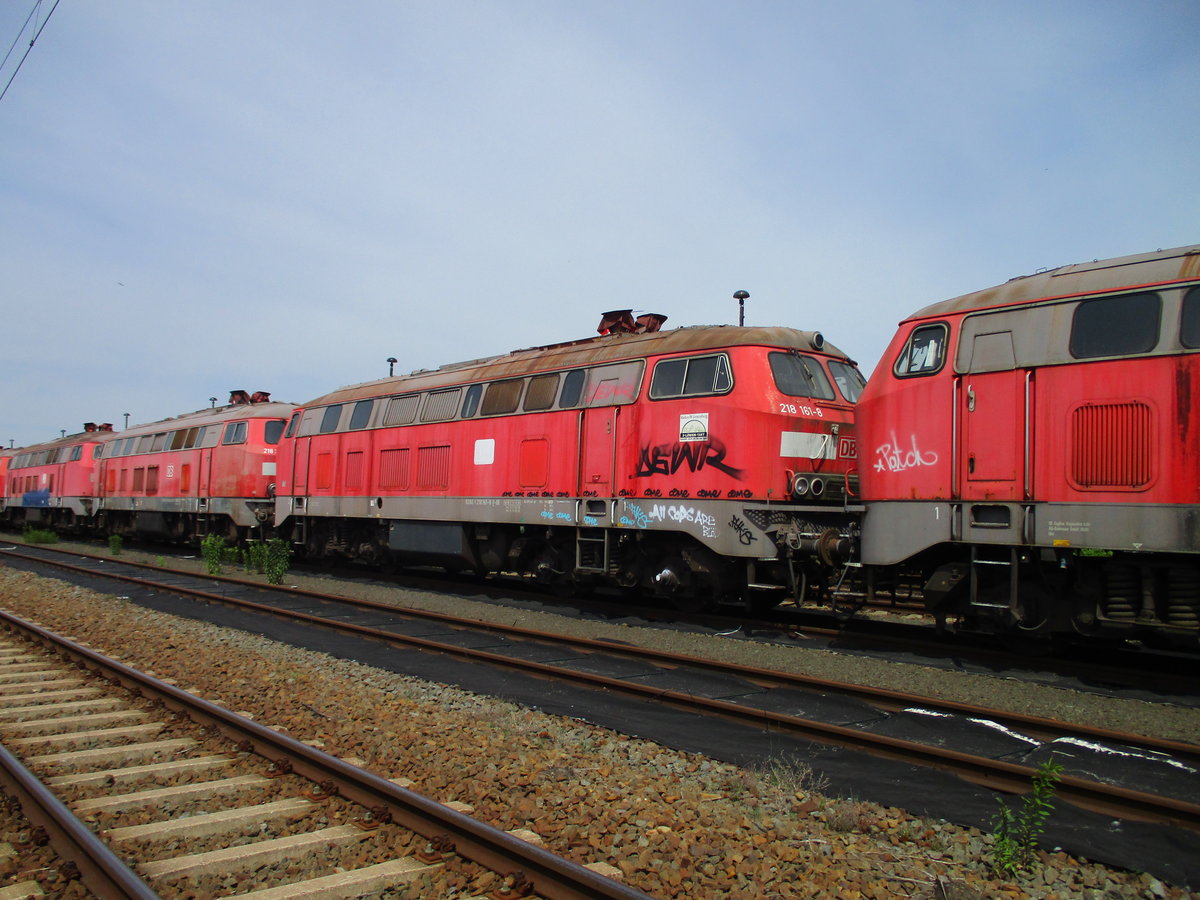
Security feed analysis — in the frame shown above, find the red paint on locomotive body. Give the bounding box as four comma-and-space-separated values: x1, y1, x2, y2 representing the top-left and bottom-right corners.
1, 429, 116, 530
858, 244, 1200, 642
275, 325, 864, 606
95, 400, 293, 540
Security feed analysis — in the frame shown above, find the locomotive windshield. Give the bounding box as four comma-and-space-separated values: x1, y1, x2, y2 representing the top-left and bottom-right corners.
828, 360, 866, 402
265, 419, 287, 444
769, 352, 836, 400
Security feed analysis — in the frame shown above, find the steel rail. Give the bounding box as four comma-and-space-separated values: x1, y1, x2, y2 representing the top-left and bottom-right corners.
0, 741, 160, 900
5, 545, 1200, 831
6, 544, 1195, 759
0, 609, 655, 900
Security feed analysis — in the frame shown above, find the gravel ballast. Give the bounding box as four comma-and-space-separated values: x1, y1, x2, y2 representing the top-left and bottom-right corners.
0, 551, 1197, 899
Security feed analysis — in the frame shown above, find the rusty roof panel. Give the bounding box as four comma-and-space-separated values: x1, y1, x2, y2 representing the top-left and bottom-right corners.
115, 401, 296, 438
303, 325, 850, 407
907, 244, 1200, 322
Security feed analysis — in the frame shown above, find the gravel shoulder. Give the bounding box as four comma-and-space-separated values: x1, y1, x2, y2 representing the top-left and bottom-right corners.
0, 542, 1196, 899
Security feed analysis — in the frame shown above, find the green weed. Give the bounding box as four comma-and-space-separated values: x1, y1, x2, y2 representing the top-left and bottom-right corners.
992, 758, 1064, 877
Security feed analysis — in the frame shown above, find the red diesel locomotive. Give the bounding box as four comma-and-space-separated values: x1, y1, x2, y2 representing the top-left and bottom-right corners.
273, 314, 864, 608
6, 244, 1198, 649
857, 244, 1200, 644
2, 424, 115, 531
2, 394, 293, 542
94, 392, 294, 542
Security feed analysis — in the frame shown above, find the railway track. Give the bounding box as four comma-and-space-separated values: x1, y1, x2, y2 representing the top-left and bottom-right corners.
3, 542, 1198, 837
0, 606, 655, 899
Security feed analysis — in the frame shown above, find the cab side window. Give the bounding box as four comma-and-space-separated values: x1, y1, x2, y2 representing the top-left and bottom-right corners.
222, 422, 248, 444
650, 354, 732, 399
894, 324, 948, 376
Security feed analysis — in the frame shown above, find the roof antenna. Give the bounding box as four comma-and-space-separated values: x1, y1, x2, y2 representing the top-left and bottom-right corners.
733, 290, 749, 327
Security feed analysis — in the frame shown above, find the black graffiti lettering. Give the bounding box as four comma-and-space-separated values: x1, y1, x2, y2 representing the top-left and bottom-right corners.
635, 440, 744, 480
729, 514, 757, 545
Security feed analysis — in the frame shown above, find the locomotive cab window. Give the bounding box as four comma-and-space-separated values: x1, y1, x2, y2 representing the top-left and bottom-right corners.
1070, 292, 1161, 359
769, 352, 836, 400
222, 422, 248, 444
894, 324, 948, 376
650, 353, 732, 399
828, 360, 866, 402
264, 420, 286, 444
1181, 287, 1200, 349
284, 414, 300, 439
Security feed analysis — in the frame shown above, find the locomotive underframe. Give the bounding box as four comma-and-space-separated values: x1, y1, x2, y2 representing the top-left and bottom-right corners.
862, 499, 1200, 644
2, 495, 272, 545
279, 494, 858, 608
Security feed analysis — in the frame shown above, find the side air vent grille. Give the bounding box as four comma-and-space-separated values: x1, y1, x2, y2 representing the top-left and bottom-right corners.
1070, 401, 1153, 490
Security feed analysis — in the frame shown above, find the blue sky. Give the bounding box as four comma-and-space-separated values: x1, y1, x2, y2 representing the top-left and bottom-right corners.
2, 1, 1196, 447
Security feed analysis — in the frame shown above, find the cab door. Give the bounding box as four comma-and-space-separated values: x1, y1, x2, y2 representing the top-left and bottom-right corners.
579, 403, 617, 496
958, 330, 1027, 502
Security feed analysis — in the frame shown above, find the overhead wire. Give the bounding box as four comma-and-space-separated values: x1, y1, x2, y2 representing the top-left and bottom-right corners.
0, 0, 61, 105
1, 2, 41, 74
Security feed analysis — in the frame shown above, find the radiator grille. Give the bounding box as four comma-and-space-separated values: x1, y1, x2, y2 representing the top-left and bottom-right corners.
1070, 402, 1152, 489
379, 448, 410, 490
417, 445, 451, 490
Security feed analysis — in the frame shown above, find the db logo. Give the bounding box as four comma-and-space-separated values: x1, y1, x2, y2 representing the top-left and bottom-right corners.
837, 437, 858, 460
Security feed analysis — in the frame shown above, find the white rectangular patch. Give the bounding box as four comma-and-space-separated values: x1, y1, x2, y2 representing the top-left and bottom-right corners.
679, 413, 709, 442
780, 431, 836, 460
474, 438, 496, 465
262, 462, 277, 476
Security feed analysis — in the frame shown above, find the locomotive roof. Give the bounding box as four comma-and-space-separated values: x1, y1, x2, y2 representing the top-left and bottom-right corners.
116, 401, 295, 438
305, 324, 850, 407
8, 427, 119, 455
908, 243, 1200, 322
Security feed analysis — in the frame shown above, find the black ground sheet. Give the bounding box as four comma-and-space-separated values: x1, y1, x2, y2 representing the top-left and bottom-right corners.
6, 558, 1197, 888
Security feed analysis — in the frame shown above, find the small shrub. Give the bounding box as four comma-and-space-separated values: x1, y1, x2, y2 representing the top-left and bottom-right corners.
823, 799, 876, 833
108, 534, 123, 555
155, 555, 167, 567
200, 534, 225, 575
263, 538, 292, 585
244, 541, 270, 575
22, 527, 58, 544
991, 758, 1064, 877
750, 752, 829, 805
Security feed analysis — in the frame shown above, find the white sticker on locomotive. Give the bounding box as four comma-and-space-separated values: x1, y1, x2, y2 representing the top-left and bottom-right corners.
779, 431, 837, 460
679, 413, 709, 442
262, 462, 277, 476
474, 438, 495, 465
